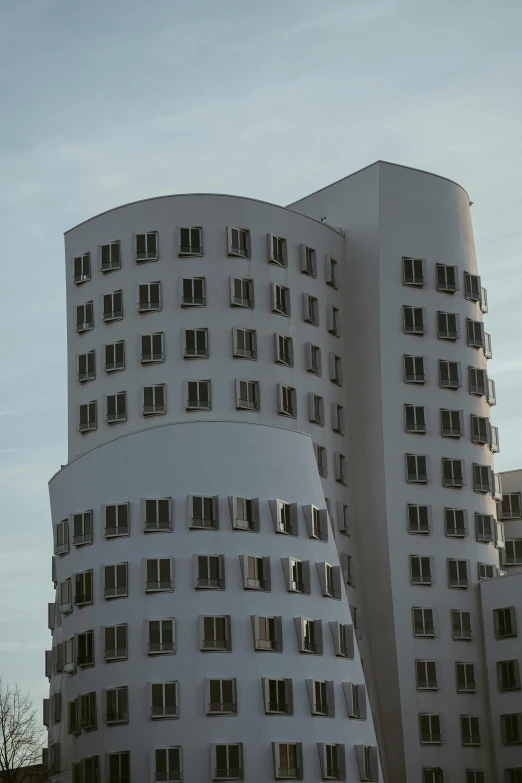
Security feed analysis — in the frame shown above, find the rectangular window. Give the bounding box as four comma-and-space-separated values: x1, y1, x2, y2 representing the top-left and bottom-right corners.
228, 227, 250, 258
178, 226, 202, 255
404, 355, 426, 383
275, 333, 293, 366
406, 454, 428, 483
443, 458, 464, 488
505, 540, 522, 565
68, 700, 79, 735
471, 415, 489, 444
105, 340, 125, 372
327, 304, 341, 336
182, 276, 206, 306
309, 393, 324, 426
79, 401, 97, 433
291, 560, 305, 593
480, 286, 488, 312
403, 257, 425, 286
201, 615, 231, 651
144, 498, 171, 532
416, 660, 437, 690
207, 678, 237, 715
136, 231, 158, 262
473, 463, 491, 493
423, 769, 445, 783
55, 519, 70, 556
308, 678, 334, 715
315, 444, 328, 478
103, 290, 123, 322
138, 282, 161, 313
74, 570, 93, 607
355, 746, 378, 782
184, 328, 208, 358
465, 772, 484, 783
413, 607, 435, 637
101, 241, 121, 272
234, 328, 257, 359
326, 256, 338, 289
213, 743, 243, 781
330, 353, 343, 386
105, 503, 129, 537
461, 715, 481, 746
501, 493, 522, 519
272, 284, 290, 316
76, 301, 94, 333
106, 392, 126, 424
332, 402, 345, 435
301, 244, 317, 277
469, 366, 487, 396
438, 311, 459, 341
494, 607, 517, 639
446, 508, 467, 537
108, 752, 130, 783
410, 555, 433, 585
151, 682, 178, 719
478, 563, 495, 581
269, 234, 287, 267
105, 686, 128, 724
154, 747, 182, 783
501, 713, 522, 745
334, 452, 347, 485
191, 495, 218, 529
484, 331, 492, 359
141, 332, 164, 364
403, 305, 426, 335
149, 619, 175, 655
439, 360, 461, 389
273, 742, 301, 780
229, 496, 259, 532
437, 263, 458, 293
277, 384, 296, 418
263, 678, 292, 713
475, 513, 494, 543
254, 616, 281, 650
306, 343, 321, 375
420, 713, 442, 744
146, 558, 173, 592
456, 663, 476, 693
60, 579, 72, 614
497, 660, 521, 692
467, 318, 485, 349
73, 253, 91, 284
303, 293, 319, 325
490, 424, 499, 452
464, 272, 481, 301
448, 558, 469, 588
452, 610, 472, 640
144, 384, 166, 415
79, 693, 96, 731
72, 510, 93, 547
196, 555, 224, 588
405, 404, 426, 433
186, 380, 211, 411
243, 556, 268, 590
230, 277, 254, 308
408, 505, 430, 534
104, 624, 127, 661
270, 500, 297, 535
488, 377, 497, 405
104, 563, 128, 599
78, 350, 95, 383
441, 409, 463, 437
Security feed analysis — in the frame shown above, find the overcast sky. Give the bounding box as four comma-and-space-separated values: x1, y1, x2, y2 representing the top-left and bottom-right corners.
0, 0, 521, 707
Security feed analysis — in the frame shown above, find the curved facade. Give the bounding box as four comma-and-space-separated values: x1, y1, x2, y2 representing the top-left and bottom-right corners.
45, 162, 505, 783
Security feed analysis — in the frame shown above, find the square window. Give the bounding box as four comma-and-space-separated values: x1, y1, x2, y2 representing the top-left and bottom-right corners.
448, 559, 469, 588
423, 769, 444, 783
186, 380, 211, 411
413, 607, 435, 637
101, 241, 121, 273
501, 713, 522, 745
442, 458, 464, 488
445, 508, 467, 537
262, 678, 292, 713
136, 231, 158, 262
241, 555, 270, 590
307, 678, 335, 716
212, 743, 243, 781
145, 558, 173, 592
403, 256, 425, 286
473, 463, 491, 494
182, 276, 206, 306
410, 555, 433, 586
138, 282, 161, 313
141, 332, 164, 364
437, 311, 459, 341
253, 615, 282, 651
73, 253, 91, 284
501, 493, 522, 519
106, 392, 126, 424
497, 659, 521, 692
228, 496, 260, 532
178, 226, 203, 256
441, 409, 463, 437
200, 615, 231, 651
149, 619, 175, 654
419, 713, 442, 744
408, 505, 430, 534
416, 660, 438, 690
273, 742, 302, 780
439, 360, 461, 389
406, 454, 428, 483
494, 607, 517, 639
405, 404, 426, 433
505, 540, 522, 566
403, 306, 426, 335
143, 384, 166, 416
471, 414, 489, 444
195, 554, 225, 589
236, 379, 260, 411
475, 513, 494, 543
228, 227, 250, 258
230, 277, 254, 308
107, 752, 130, 783
105, 503, 129, 538
234, 328, 257, 360
190, 495, 219, 529
154, 748, 182, 783
184, 328, 208, 358
436, 263, 458, 293
144, 497, 171, 532
268, 234, 287, 267
151, 682, 178, 719
404, 355, 427, 383
207, 678, 237, 715
270, 500, 297, 536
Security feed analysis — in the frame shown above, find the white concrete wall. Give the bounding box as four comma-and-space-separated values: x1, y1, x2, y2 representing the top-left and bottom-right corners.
499, 470, 522, 575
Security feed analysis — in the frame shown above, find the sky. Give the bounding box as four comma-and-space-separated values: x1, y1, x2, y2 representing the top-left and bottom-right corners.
0, 0, 521, 708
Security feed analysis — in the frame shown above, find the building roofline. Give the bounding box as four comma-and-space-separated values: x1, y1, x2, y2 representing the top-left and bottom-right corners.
64, 192, 344, 236
285, 160, 470, 206
498, 468, 522, 476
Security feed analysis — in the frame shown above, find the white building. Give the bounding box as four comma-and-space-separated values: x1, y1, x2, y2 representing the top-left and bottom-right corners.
44, 161, 516, 783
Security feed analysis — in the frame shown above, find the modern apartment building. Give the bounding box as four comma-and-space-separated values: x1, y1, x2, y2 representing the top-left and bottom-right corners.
44, 161, 517, 783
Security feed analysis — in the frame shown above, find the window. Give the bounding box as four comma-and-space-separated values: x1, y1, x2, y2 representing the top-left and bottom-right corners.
475, 513, 494, 543
416, 660, 437, 690
233, 327, 257, 359
78, 350, 95, 383
318, 743, 345, 781
182, 276, 205, 306
55, 519, 69, 556
460, 716, 481, 747
448, 559, 469, 588
505, 540, 522, 565
403, 306, 426, 335
207, 678, 237, 715
136, 231, 158, 262
301, 244, 317, 277
106, 392, 126, 424
262, 678, 292, 713
443, 458, 464, 488
355, 746, 378, 782
144, 498, 171, 532
146, 558, 173, 592
505, 769, 522, 783
494, 607, 517, 639
405, 404, 426, 433
420, 713, 442, 744
59, 579, 72, 614
138, 282, 161, 313
406, 454, 428, 483
465, 772, 484, 783
212, 743, 243, 781
467, 318, 485, 349
104, 563, 128, 599
471, 415, 489, 444
317, 562, 341, 598
437, 311, 459, 341
72, 510, 93, 547
303, 293, 319, 325
76, 301, 94, 333
334, 452, 347, 485
195, 555, 224, 589
497, 660, 521, 692
307, 679, 334, 716
484, 331, 492, 359
149, 619, 175, 655
309, 393, 324, 426
490, 424, 500, 452
105, 503, 129, 537
228, 226, 250, 258
330, 403, 345, 435
404, 355, 426, 383
253, 615, 281, 651
303, 504, 328, 541
423, 769, 444, 783
101, 241, 121, 272
327, 304, 341, 336
277, 384, 296, 418
473, 463, 491, 493
501, 493, 522, 519
268, 234, 287, 266
456, 663, 476, 693
201, 615, 231, 651
452, 610, 472, 640
269, 500, 297, 535
151, 682, 178, 719
343, 681, 367, 719
469, 366, 487, 396
315, 444, 328, 477
501, 713, 522, 745
440, 409, 463, 438
107, 752, 130, 783
306, 343, 321, 375
326, 255, 338, 289
272, 283, 290, 316
330, 621, 354, 658
79, 692, 97, 731
178, 226, 202, 256
478, 562, 495, 581
236, 380, 260, 411
73, 253, 91, 284
144, 384, 166, 415
230, 277, 254, 308
185, 380, 211, 410
105, 340, 125, 372
184, 328, 208, 358
439, 360, 461, 389
446, 508, 467, 537
228, 495, 259, 532
295, 616, 322, 653
273, 742, 302, 780
403, 256, 425, 286
190, 495, 218, 529
437, 263, 458, 293
154, 748, 182, 783
410, 555, 433, 585
103, 291, 123, 322
274, 333, 293, 366
241, 555, 270, 590
408, 505, 430, 534
289, 559, 307, 593
75, 570, 93, 607
330, 353, 343, 385
79, 401, 97, 433
481, 285, 489, 312
413, 607, 435, 637
141, 332, 164, 364
105, 686, 128, 725
488, 377, 497, 405
464, 271, 481, 301
104, 624, 127, 661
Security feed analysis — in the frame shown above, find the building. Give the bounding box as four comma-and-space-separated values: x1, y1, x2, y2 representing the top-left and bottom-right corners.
45, 161, 516, 782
